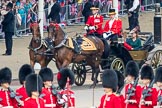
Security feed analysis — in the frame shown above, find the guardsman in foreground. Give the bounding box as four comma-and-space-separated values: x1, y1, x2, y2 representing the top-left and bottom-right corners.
24, 73, 45, 108
16, 64, 35, 107
124, 60, 141, 108
57, 68, 75, 108
39, 67, 60, 108
0, 67, 19, 107
115, 70, 125, 108
98, 69, 122, 108
84, 4, 103, 38
103, 9, 122, 42
140, 65, 157, 108
154, 66, 162, 108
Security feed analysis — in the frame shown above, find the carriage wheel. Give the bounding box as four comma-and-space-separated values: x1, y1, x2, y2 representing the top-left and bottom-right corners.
151, 50, 162, 69
110, 58, 125, 75
71, 63, 86, 86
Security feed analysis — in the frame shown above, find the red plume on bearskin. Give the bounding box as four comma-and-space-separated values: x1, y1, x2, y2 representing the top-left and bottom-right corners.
57, 68, 74, 89
155, 66, 162, 82
25, 74, 43, 97
19, 64, 34, 85
0, 67, 12, 84
39, 67, 54, 82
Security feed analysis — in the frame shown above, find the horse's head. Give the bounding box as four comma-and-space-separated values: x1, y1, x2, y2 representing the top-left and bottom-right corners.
47, 22, 64, 45
30, 20, 41, 43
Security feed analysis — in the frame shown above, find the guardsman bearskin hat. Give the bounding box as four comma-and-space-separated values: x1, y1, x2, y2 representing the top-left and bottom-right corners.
39, 67, 54, 82
25, 74, 43, 97
19, 64, 34, 85
90, 4, 99, 10
125, 60, 139, 78
155, 66, 162, 82
57, 68, 74, 89
102, 69, 118, 92
0, 67, 12, 85
141, 65, 154, 81
115, 70, 124, 90
109, 9, 116, 15
6, 2, 13, 9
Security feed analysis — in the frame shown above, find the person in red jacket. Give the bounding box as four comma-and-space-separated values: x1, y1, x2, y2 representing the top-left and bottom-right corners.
98, 69, 122, 108
154, 66, 162, 107
39, 67, 59, 108
57, 68, 75, 108
103, 9, 122, 41
0, 67, 19, 108
124, 60, 141, 108
24, 73, 45, 108
140, 65, 157, 108
84, 4, 103, 38
16, 64, 34, 108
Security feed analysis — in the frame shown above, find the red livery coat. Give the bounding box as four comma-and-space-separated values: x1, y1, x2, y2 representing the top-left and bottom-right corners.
140, 86, 157, 108
0, 89, 18, 108
156, 89, 162, 106
125, 84, 142, 108
86, 14, 103, 35
103, 18, 122, 35
98, 93, 122, 108
24, 97, 45, 108
41, 87, 58, 108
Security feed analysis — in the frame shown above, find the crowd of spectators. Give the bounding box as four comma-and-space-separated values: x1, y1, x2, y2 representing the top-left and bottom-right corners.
0, 0, 155, 37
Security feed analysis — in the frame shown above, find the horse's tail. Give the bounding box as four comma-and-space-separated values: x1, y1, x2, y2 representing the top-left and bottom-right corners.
100, 38, 110, 59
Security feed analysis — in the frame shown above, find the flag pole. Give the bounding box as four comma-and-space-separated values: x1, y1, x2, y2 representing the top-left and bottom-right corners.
38, 0, 44, 38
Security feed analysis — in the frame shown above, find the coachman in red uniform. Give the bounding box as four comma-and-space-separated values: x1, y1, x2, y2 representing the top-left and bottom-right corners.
155, 66, 162, 107
103, 9, 122, 41
39, 67, 58, 108
124, 60, 141, 108
24, 74, 45, 108
0, 67, 18, 108
57, 68, 75, 108
16, 64, 34, 108
98, 69, 122, 108
140, 65, 157, 108
84, 4, 103, 38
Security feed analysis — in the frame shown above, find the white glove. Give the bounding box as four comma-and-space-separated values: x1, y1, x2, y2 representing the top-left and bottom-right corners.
58, 99, 65, 104
103, 32, 112, 39
89, 26, 96, 30
84, 26, 88, 30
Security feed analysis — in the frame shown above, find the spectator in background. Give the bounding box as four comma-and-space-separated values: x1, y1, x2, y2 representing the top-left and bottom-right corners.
48, 0, 61, 23
82, 0, 93, 24
2, 2, 15, 56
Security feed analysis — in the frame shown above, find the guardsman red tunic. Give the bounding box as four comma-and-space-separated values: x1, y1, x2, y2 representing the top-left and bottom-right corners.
24, 97, 45, 108
86, 14, 103, 35
41, 87, 57, 108
125, 83, 142, 108
118, 95, 125, 108
0, 89, 18, 108
156, 89, 162, 106
140, 86, 157, 108
98, 93, 122, 108
59, 89, 75, 108
103, 18, 122, 36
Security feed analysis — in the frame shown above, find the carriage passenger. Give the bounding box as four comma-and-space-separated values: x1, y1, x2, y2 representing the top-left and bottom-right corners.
124, 30, 141, 50
103, 9, 122, 42
84, 4, 103, 38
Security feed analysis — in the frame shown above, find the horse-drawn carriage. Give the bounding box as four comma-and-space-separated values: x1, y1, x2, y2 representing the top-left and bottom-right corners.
71, 32, 155, 86
29, 21, 157, 87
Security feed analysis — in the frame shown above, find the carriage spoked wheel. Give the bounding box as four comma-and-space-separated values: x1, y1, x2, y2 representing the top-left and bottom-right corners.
110, 58, 125, 75
151, 50, 162, 69
71, 63, 86, 86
